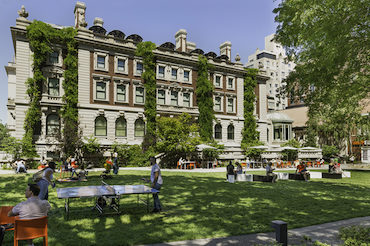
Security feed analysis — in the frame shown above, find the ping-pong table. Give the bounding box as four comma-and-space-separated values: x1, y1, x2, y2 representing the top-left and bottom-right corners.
57, 182, 159, 217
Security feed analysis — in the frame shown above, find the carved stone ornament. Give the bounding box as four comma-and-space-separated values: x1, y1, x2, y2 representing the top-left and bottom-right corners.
18, 5, 29, 18
235, 54, 241, 62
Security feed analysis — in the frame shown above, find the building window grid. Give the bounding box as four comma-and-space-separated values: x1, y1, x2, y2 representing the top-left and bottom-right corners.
136, 62, 143, 75
95, 116, 107, 136
46, 114, 60, 136
227, 78, 234, 89
157, 89, 165, 104
96, 81, 107, 100
227, 125, 234, 140
227, 98, 234, 112
115, 117, 127, 137
117, 59, 125, 72
158, 66, 165, 78
215, 75, 221, 87
183, 70, 190, 82
171, 68, 177, 80
48, 78, 60, 96
49, 51, 59, 64
171, 91, 178, 106
214, 97, 222, 111
215, 124, 222, 139
135, 87, 145, 104
183, 93, 190, 107
135, 119, 145, 137
116, 84, 126, 102
97, 55, 105, 69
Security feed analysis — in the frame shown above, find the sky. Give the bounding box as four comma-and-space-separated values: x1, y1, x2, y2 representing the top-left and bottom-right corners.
0, 0, 281, 124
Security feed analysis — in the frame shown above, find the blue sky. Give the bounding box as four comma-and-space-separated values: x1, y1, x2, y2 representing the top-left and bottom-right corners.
0, 0, 280, 124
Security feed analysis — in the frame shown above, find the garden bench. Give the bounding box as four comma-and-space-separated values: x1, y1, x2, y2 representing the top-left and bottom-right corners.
252, 174, 273, 182
322, 173, 342, 179
288, 173, 310, 181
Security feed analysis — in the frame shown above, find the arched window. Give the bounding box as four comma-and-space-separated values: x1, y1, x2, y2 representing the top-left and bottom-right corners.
135, 119, 145, 137
95, 116, 107, 136
46, 114, 60, 135
214, 124, 222, 139
115, 117, 127, 137
227, 125, 234, 140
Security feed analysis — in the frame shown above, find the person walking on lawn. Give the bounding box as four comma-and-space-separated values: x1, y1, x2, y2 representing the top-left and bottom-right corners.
150, 157, 162, 213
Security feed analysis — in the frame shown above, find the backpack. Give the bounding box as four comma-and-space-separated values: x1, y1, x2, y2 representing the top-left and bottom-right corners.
32, 168, 46, 182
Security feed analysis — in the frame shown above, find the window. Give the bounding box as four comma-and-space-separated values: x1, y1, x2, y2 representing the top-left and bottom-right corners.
214, 97, 221, 111
183, 93, 190, 107
48, 78, 59, 96
136, 62, 143, 75
97, 55, 105, 69
171, 68, 177, 80
135, 119, 145, 137
275, 84, 278, 87
158, 66, 165, 78
157, 89, 165, 104
171, 91, 178, 106
274, 125, 282, 140
49, 51, 59, 64
215, 76, 221, 87
184, 70, 190, 82
227, 78, 234, 89
214, 124, 222, 139
227, 125, 234, 140
95, 116, 107, 136
46, 114, 60, 135
135, 87, 144, 103
116, 84, 126, 102
117, 59, 125, 72
227, 98, 234, 112
96, 81, 106, 100
115, 117, 127, 137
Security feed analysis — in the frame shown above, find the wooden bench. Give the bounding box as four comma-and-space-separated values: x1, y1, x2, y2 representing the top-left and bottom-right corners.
322, 173, 342, 179
253, 174, 273, 182
288, 173, 310, 181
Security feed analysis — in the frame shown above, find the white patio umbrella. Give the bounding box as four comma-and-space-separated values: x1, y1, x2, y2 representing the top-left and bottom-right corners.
196, 144, 217, 151
249, 145, 268, 149
282, 146, 298, 150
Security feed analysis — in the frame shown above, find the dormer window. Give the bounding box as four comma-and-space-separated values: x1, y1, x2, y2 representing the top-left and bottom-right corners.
49, 51, 59, 64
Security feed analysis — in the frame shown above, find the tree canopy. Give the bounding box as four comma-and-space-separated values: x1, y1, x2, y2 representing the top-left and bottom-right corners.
274, 0, 370, 149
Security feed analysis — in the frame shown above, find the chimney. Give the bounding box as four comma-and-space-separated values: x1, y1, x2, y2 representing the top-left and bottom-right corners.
93, 17, 104, 27
74, 2, 87, 28
175, 29, 187, 52
220, 41, 232, 61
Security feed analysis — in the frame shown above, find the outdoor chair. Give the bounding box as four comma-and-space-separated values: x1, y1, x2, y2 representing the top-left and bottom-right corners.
0, 206, 15, 231
188, 162, 195, 169
14, 216, 48, 246
176, 161, 181, 169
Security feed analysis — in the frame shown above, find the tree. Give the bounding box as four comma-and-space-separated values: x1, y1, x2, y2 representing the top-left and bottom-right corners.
281, 139, 300, 161
135, 41, 157, 151
196, 55, 214, 141
156, 113, 201, 168
242, 68, 259, 145
274, 0, 370, 150
0, 122, 22, 160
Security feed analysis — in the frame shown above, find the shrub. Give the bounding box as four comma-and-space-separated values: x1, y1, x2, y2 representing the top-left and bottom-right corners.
339, 225, 370, 245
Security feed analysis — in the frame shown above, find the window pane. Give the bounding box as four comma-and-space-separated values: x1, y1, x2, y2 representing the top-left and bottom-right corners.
158, 66, 165, 78
48, 78, 59, 96
184, 71, 189, 81
97, 55, 105, 68
117, 59, 125, 71
171, 69, 177, 80
136, 87, 144, 103
117, 84, 126, 101
227, 125, 234, 140
47, 114, 59, 135
135, 120, 145, 137
137, 62, 143, 74
227, 98, 233, 112
95, 117, 107, 136
171, 91, 178, 106
96, 82, 106, 100
215, 97, 221, 111
116, 118, 127, 137
215, 124, 222, 139
49, 51, 58, 64
228, 78, 233, 88
215, 76, 221, 86
158, 90, 165, 104
183, 93, 190, 107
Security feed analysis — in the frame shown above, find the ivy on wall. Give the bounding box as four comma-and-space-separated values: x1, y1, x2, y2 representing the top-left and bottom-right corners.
241, 68, 259, 145
25, 21, 78, 157
135, 41, 157, 151
196, 55, 214, 141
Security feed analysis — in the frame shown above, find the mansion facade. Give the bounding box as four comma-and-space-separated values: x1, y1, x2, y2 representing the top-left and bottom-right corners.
6, 2, 273, 160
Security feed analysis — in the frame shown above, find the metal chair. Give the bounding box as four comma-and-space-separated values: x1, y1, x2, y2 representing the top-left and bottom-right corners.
14, 216, 48, 246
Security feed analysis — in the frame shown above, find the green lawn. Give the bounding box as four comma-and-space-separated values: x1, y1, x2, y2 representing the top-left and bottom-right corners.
1, 170, 370, 245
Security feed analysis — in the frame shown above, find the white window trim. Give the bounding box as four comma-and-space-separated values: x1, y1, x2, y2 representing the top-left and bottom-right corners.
114, 78, 130, 103
171, 67, 179, 81
114, 55, 129, 75
157, 65, 166, 80
93, 75, 110, 102
134, 59, 144, 77
226, 96, 236, 113
133, 83, 145, 105
181, 68, 192, 84
47, 49, 63, 67
226, 76, 235, 90
214, 74, 223, 88
157, 89, 166, 105
214, 95, 223, 112
170, 90, 179, 106
94, 52, 109, 72
182, 91, 192, 107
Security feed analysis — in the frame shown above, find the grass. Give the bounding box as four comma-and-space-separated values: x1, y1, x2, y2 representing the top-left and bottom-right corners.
1, 170, 370, 245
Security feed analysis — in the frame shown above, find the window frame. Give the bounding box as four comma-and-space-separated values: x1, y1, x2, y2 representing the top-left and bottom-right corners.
134, 60, 144, 76
214, 74, 222, 88
48, 77, 60, 97
170, 90, 178, 106
214, 124, 222, 140
95, 116, 107, 136
227, 125, 234, 140
158, 66, 165, 79
171, 68, 178, 80
134, 118, 145, 137
227, 77, 235, 90
46, 114, 60, 136
157, 89, 166, 105
135, 86, 145, 104
214, 96, 222, 112
115, 117, 127, 137
183, 92, 190, 107
227, 97, 235, 113
114, 55, 128, 75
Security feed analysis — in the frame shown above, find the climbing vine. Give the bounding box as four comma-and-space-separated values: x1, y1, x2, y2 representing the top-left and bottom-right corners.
241, 68, 259, 146
196, 55, 214, 141
25, 21, 78, 158
135, 41, 157, 151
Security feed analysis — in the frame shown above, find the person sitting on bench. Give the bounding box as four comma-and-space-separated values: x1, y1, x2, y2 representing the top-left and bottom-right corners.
226, 161, 234, 180
235, 162, 243, 178
266, 162, 277, 183
296, 162, 309, 181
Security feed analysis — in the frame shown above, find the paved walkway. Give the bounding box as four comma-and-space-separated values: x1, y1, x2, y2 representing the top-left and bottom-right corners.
142, 216, 370, 246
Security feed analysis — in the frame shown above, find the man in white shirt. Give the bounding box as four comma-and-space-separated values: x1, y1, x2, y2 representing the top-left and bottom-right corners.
150, 157, 163, 213
15, 159, 27, 173
0, 184, 50, 246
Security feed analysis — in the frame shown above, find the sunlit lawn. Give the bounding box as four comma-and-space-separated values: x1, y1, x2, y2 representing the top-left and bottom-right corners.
1, 169, 370, 245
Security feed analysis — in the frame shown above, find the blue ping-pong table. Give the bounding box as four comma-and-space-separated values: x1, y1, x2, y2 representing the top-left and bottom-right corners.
57, 183, 159, 216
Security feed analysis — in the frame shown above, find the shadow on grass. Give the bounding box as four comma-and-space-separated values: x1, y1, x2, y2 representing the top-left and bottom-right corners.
1, 170, 370, 245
